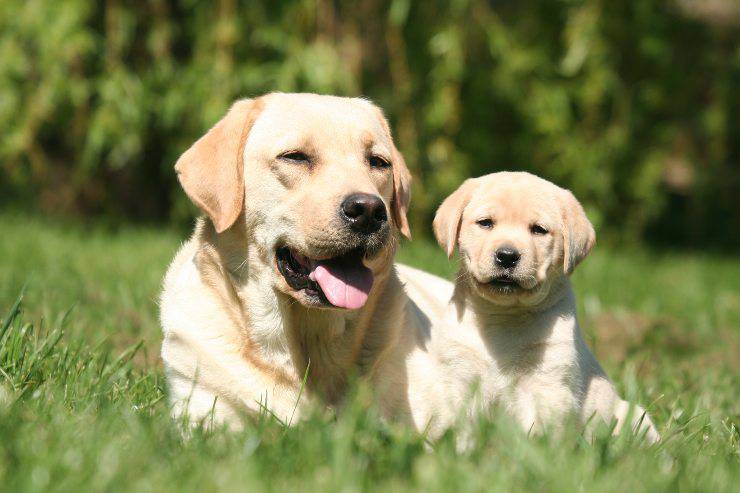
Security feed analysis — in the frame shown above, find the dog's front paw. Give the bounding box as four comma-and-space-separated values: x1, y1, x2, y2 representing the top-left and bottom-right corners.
614, 400, 660, 444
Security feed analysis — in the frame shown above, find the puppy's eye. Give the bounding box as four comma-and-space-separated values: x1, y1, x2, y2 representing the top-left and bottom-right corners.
530, 224, 549, 235
369, 155, 391, 168
279, 151, 310, 163
476, 218, 494, 229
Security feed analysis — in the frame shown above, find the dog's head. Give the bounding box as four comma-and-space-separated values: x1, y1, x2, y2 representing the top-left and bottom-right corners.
175, 93, 411, 310
433, 172, 594, 308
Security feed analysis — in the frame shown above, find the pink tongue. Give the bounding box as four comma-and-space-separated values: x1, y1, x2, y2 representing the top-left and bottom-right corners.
312, 259, 374, 310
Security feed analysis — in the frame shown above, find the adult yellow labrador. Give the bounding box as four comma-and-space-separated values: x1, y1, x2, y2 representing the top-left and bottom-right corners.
160, 93, 455, 429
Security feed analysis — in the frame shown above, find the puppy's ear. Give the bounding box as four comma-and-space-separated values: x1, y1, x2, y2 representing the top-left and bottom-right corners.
175, 98, 263, 233
560, 189, 596, 274
368, 103, 412, 240
433, 179, 477, 258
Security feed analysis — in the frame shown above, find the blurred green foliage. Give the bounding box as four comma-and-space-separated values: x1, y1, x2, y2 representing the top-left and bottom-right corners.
1, 0, 738, 247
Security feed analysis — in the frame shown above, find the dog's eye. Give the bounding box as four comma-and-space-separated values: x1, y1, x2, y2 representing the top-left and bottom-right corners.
530, 224, 548, 235
476, 218, 494, 229
279, 151, 310, 163
369, 155, 391, 168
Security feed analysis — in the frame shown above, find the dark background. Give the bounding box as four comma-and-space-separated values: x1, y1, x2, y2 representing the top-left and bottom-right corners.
1, 0, 738, 248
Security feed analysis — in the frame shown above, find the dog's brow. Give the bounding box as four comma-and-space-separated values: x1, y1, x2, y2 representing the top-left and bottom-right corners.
471, 205, 495, 218
362, 132, 393, 159
272, 132, 312, 151
360, 131, 376, 149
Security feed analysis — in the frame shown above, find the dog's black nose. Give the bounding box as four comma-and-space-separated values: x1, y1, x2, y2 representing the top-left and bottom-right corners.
495, 247, 521, 268
341, 193, 387, 234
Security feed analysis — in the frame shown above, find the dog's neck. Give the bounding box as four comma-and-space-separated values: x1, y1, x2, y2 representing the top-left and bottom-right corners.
196, 218, 397, 404
450, 271, 579, 369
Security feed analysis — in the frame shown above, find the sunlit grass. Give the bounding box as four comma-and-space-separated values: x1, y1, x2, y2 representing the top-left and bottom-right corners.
0, 212, 738, 491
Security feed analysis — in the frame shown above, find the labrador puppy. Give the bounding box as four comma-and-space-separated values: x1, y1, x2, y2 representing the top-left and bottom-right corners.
433, 172, 660, 442
160, 93, 454, 428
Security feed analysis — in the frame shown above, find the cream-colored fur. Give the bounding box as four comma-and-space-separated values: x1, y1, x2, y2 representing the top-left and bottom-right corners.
160, 95, 658, 442
160, 93, 457, 430
432, 172, 660, 443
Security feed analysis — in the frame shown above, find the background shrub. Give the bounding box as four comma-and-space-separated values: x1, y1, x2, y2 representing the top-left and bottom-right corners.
1, 0, 738, 247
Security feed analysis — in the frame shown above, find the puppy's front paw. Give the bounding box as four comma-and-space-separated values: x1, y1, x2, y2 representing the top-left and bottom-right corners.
614, 400, 660, 444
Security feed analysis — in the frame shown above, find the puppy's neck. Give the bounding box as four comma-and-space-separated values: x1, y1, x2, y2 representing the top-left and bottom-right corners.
451, 273, 580, 375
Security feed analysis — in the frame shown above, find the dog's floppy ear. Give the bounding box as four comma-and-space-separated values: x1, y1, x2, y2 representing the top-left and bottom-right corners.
560, 188, 596, 274
433, 179, 477, 258
368, 104, 412, 240
175, 98, 262, 233
390, 149, 412, 240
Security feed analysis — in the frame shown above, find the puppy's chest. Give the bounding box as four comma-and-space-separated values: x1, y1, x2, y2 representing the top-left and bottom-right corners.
475, 338, 581, 406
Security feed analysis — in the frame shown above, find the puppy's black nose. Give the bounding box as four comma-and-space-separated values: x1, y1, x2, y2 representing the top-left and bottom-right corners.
341, 193, 387, 235
495, 247, 521, 268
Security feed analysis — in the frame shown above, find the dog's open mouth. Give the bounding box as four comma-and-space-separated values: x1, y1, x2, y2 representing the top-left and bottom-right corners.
276, 247, 373, 310
487, 275, 522, 292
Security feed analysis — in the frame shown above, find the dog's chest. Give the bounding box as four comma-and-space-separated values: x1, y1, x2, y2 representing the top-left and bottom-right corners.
492, 338, 583, 426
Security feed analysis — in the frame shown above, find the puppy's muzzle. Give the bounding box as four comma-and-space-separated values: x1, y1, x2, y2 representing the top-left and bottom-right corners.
484, 246, 538, 293
494, 246, 521, 269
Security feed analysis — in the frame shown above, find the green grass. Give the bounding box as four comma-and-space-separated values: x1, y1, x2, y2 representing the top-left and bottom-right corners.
0, 211, 737, 492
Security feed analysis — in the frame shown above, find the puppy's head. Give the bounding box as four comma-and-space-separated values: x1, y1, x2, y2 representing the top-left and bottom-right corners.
175, 93, 411, 311
433, 172, 594, 308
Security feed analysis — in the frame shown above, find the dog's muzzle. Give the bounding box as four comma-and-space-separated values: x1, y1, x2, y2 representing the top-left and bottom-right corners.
276, 246, 375, 310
